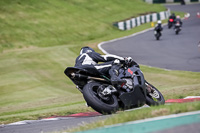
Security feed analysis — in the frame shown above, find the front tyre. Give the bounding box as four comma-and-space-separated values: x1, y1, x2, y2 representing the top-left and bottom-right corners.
145, 81, 165, 106
83, 82, 119, 114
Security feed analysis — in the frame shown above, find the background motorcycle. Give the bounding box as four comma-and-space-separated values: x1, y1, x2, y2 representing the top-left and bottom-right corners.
174, 22, 181, 35
64, 63, 165, 114
154, 30, 162, 40
168, 18, 174, 29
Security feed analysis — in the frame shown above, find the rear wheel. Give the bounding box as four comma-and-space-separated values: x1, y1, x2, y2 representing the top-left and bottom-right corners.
145, 81, 165, 106
156, 36, 160, 40
175, 28, 179, 35
83, 82, 119, 114
155, 33, 160, 40
168, 24, 172, 29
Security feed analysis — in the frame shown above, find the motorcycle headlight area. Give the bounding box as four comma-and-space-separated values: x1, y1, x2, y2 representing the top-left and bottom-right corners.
123, 78, 134, 89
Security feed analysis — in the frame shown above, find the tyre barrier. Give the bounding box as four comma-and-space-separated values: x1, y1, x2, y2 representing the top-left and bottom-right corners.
113, 9, 170, 30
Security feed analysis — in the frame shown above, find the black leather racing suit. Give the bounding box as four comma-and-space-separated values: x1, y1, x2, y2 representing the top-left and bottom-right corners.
75, 52, 124, 77
174, 18, 182, 27
154, 24, 163, 36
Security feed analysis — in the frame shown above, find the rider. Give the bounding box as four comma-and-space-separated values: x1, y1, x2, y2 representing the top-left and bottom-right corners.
174, 15, 182, 27
154, 20, 163, 36
75, 46, 135, 86
169, 13, 176, 21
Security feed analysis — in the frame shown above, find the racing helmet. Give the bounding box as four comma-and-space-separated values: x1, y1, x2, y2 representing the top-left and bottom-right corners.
176, 15, 180, 19
157, 20, 162, 24
80, 46, 95, 55
124, 57, 134, 67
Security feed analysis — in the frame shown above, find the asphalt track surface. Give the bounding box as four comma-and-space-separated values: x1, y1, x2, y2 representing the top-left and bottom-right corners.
0, 114, 108, 133
1, 3, 200, 133
101, 3, 200, 72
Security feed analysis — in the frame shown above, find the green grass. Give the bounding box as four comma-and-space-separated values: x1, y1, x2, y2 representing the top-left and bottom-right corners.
0, 0, 165, 51
68, 102, 200, 132
140, 66, 200, 99
0, 0, 199, 126
0, 45, 94, 124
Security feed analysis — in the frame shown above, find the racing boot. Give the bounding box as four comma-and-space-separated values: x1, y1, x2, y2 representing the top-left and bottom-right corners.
109, 63, 126, 87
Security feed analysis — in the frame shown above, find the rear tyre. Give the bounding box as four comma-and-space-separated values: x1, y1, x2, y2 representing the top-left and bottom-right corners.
83, 82, 119, 114
145, 81, 165, 106
156, 35, 160, 40
168, 24, 171, 29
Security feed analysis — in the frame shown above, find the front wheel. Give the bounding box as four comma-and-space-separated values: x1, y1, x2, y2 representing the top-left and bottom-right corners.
145, 81, 165, 106
83, 82, 119, 114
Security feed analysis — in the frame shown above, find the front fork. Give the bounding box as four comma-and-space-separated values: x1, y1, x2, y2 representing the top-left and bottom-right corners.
145, 82, 153, 93
145, 82, 159, 99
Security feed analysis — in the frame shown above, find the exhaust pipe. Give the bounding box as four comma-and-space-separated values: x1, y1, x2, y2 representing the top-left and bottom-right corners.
71, 73, 107, 81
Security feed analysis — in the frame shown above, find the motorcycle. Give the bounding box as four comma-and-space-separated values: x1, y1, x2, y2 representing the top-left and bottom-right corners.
174, 22, 181, 35
64, 63, 165, 114
154, 30, 162, 40
168, 18, 174, 29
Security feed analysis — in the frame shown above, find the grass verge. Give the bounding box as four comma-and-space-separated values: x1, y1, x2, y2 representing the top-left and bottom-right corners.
68, 102, 200, 132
